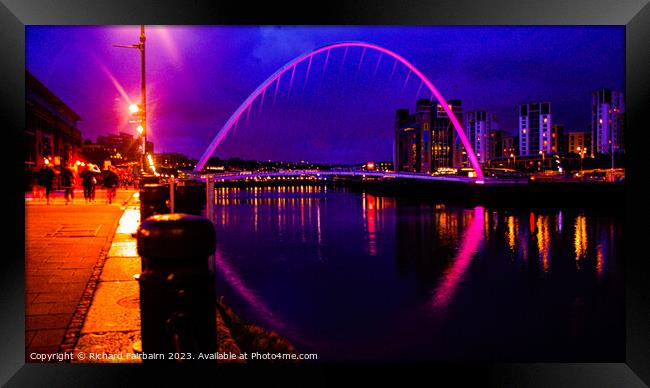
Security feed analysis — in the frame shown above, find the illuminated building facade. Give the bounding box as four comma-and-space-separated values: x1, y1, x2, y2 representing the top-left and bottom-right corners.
465, 111, 494, 163
550, 124, 565, 153
154, 152, 192, 168
25, 71, 83, 171
394, 99, 461, 173
566, 131, 592, 154
519, 102, 552, 156
432, 99, 462, 169
501, 134, 519, 158
591, 88, 624, 156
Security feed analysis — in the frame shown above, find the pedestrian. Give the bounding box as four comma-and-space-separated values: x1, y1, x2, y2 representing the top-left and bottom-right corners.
90, 171, 97, 202
61, 164, 75, 204
80, 165, 94, 203
103, 166, 120, 204
40, 163, 55, 205
33, 167, 45, 201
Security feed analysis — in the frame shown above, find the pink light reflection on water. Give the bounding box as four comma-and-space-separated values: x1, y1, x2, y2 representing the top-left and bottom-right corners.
214, 248, 289, 334
430, 206, 485, 309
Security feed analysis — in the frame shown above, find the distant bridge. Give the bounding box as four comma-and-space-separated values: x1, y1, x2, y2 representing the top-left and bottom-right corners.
192, 170, 527, 185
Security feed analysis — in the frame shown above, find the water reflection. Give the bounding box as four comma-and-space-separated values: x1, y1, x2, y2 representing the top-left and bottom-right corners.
431, 206, 484, 308
536, 215, 550, 272
212, 185, 622, 361
506, 216, 517, 253
575, 215, 588, 266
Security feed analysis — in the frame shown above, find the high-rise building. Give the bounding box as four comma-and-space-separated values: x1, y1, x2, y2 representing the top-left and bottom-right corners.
519, 102, 552, 156
591, 89, 624, 156
550, 124, 565, 153
395, 108, 424, 173
432, 99, 462, 169
394, 98, 461, 173
465, 111, 494, 164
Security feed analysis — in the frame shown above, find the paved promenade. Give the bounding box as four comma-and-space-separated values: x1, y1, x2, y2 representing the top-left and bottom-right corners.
72, 193, 242, 363
26, 187, 248, 363
25, 189, 136, 357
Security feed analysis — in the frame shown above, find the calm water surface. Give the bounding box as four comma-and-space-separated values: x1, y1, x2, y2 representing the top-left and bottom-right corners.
212, 185, 623, 361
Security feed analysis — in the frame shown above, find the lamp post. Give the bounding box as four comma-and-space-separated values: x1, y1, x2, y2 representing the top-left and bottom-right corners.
115, 25, 146, 173
577, 146, 584, 173
538, 150, 545, 172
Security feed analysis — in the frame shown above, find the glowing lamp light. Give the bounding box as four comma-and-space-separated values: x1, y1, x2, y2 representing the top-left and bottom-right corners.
136, 125, 144, 134
366, 161, 376, 170
129, 104, 140, 114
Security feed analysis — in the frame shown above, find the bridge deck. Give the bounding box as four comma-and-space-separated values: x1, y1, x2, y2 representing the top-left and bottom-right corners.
188, 170, 528, 185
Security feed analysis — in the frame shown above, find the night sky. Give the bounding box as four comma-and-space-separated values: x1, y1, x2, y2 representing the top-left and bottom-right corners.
26, 26, 624, 164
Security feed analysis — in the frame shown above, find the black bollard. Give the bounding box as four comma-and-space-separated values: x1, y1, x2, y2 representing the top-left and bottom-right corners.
174, 182, 206, 216
140, 184, 170, 221
136, 213, 217, 361
139, 173, 159, 189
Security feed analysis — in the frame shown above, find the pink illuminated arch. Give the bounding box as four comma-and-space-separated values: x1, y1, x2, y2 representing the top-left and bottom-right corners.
194, 41, 484, 180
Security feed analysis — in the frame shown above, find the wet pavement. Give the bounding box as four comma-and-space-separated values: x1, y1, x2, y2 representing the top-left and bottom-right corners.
25, 189, 136, 358
72, 193, 242, 363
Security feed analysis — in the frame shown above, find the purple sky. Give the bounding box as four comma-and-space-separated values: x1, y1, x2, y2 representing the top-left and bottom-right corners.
26, 26, 624, 163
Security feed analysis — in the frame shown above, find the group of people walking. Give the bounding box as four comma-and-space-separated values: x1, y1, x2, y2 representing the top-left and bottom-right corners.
33, 163, 120, 205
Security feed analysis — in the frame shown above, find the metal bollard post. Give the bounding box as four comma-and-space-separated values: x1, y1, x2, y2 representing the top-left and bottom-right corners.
174, 182, 206, 216
206, 176, 214, 222
140, 184, 170, 221
136, 214, 217, 361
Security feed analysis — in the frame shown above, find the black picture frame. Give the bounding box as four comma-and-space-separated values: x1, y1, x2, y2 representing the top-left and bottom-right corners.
2, 0, 649, 386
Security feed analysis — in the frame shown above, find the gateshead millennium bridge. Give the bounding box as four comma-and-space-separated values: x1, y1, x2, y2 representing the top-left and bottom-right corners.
194, 41, 485, 182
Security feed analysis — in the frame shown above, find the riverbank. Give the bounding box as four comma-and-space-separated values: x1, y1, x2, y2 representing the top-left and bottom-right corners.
208, 173, 625, 209
340, 178, 626, 209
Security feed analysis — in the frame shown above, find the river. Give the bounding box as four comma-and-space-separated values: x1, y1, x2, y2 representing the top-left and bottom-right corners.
212, 185, 624, 361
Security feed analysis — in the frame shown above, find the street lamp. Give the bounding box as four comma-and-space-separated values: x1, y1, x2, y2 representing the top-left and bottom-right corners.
538, 150, 545, 171
577, 146, 584, 173
114, 25, 147, 173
